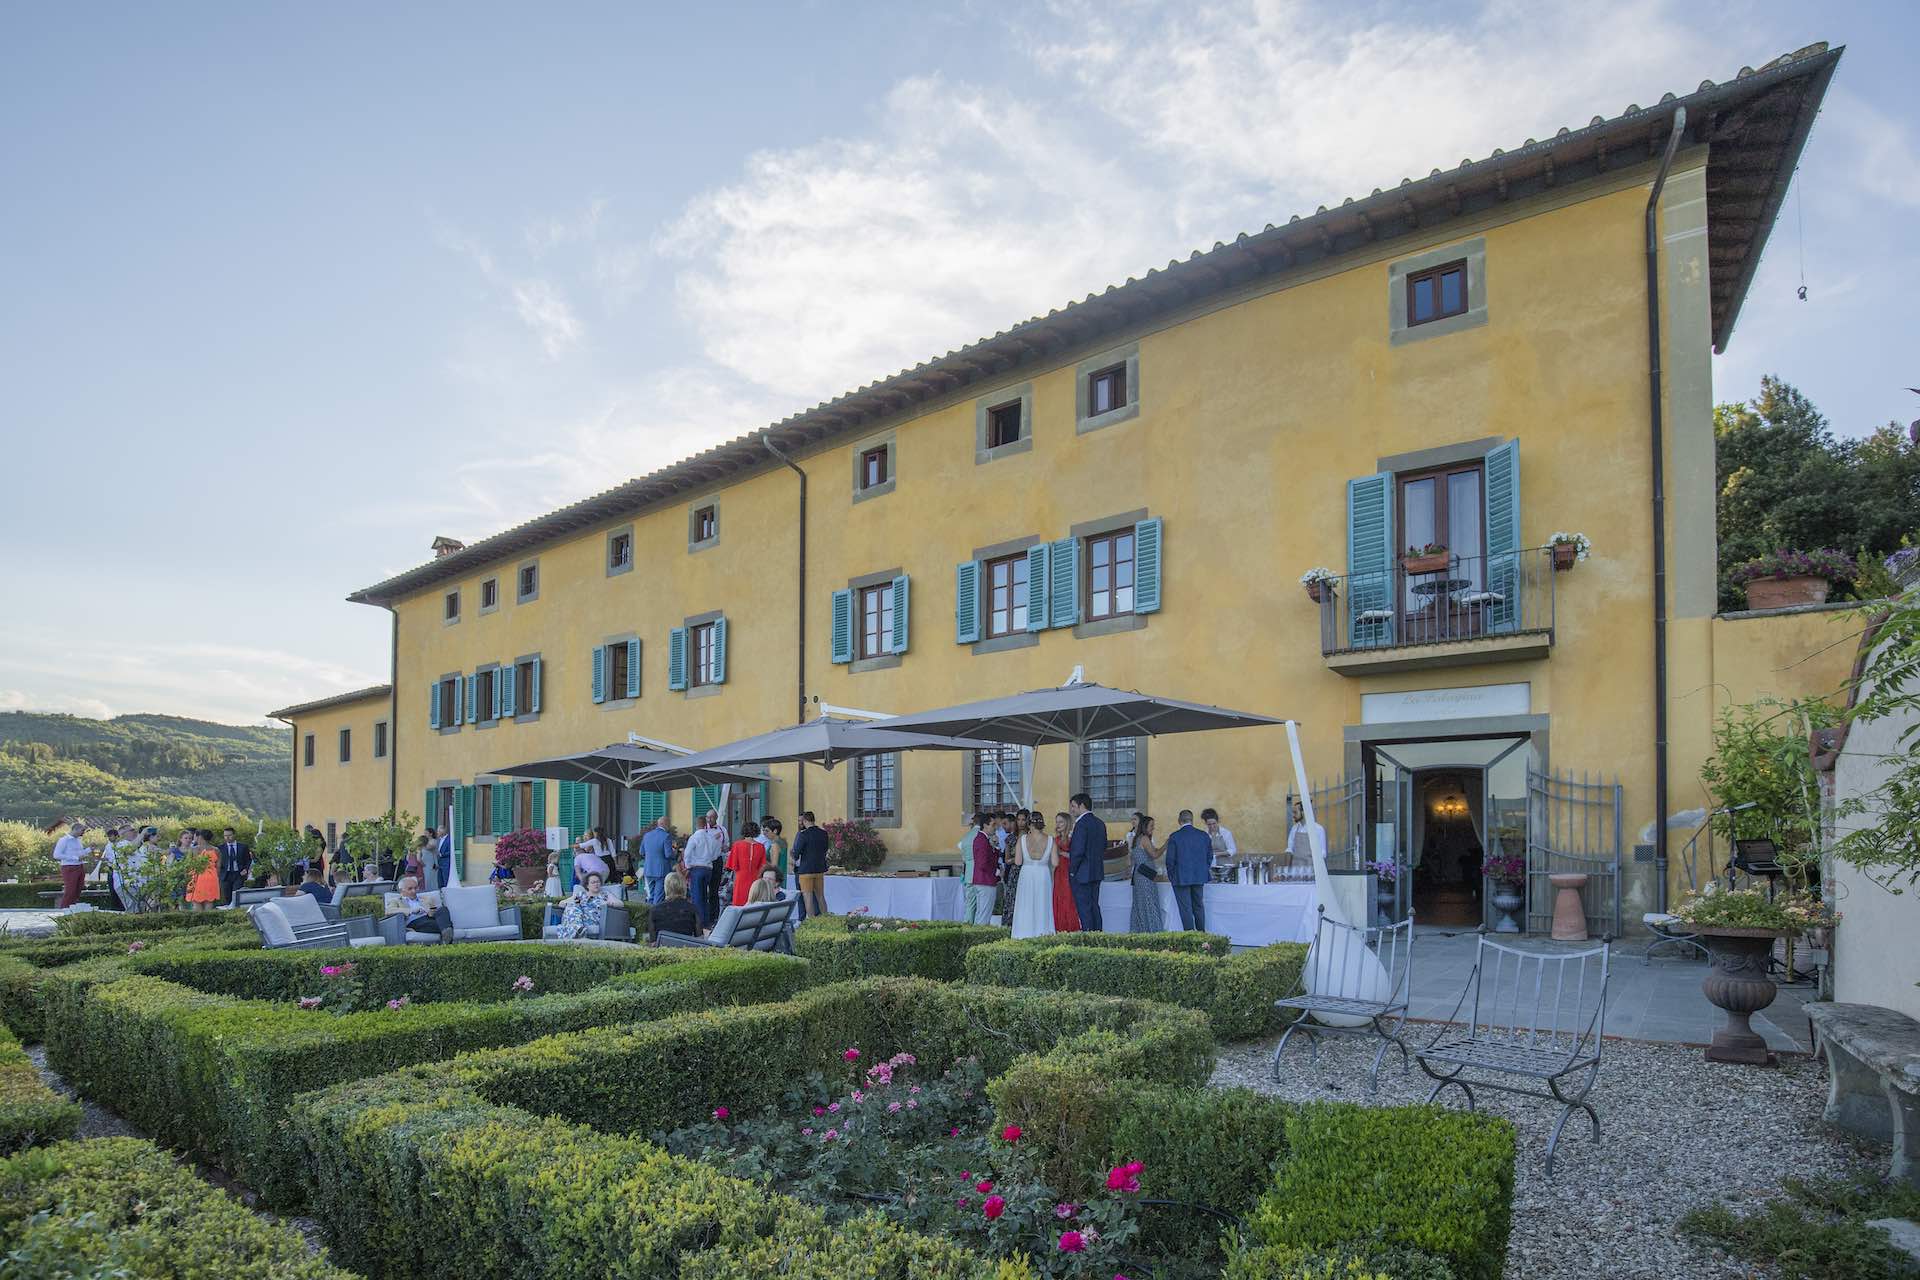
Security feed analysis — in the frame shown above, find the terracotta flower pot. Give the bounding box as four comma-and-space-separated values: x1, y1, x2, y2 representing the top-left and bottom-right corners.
1694, 925, 1789, 1065
1742, 575, 1830, 610
1402, 552, 1450, 575
1305, 581, 1329, 604
511, 866, 545, 892
1552, 543, 1578, 571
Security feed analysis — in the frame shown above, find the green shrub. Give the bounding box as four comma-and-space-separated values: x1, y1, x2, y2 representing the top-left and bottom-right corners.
52, 908, 236, 937
340, 891, 648, 940
0, 880, 114, 909
0, 1021, 78, 1153
965, 935, 1306, 1039
1680, 1174, 1920, 1280
47, 948, 809, 1204
1251, 1103, 1515, 1280
0, 1137, 355, 1278
795, 915, 1009, 981
0, 925, 255, 1039
1222, 1244, 1450, 1280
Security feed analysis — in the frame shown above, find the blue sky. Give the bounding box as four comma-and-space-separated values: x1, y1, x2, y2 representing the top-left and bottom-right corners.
3, 1, 1915, 723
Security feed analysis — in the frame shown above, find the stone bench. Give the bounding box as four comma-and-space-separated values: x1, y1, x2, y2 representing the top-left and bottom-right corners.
1806, 1002, 1920, 1185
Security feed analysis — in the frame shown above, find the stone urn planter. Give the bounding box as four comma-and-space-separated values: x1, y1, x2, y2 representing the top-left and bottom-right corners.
1742, 575, 1831, 610
1695, 925, 1790, 1065
1488, 881, 1525, 933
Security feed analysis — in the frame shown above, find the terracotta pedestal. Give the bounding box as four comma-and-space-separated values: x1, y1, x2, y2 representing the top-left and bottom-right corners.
1548, 873, 1589, 941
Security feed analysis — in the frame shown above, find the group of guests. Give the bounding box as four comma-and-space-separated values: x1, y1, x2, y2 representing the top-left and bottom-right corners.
50, 821, 262, 912
975, 799, 1243, 938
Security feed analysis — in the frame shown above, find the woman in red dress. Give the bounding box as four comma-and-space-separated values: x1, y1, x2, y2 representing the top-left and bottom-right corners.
726, 822, 769, 907
1048, 809, 1080, 932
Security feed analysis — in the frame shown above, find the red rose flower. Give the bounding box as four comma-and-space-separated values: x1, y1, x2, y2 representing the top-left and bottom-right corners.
975, 1179, 993, 1193
999, 1124, 1022, 1143
983, 1194, 1005, 1219
1058, 1231, 1085, 1253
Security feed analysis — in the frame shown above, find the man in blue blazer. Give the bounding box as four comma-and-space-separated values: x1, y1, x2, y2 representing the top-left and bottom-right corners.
1066, 791, 1107, 932
1165, 809, 1212, 933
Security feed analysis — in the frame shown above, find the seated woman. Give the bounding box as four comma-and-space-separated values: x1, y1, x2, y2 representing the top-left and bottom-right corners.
553, 872, 615, 940
746, 874, 779, 905
391, 876, 442, 938
648, 871, 701, 944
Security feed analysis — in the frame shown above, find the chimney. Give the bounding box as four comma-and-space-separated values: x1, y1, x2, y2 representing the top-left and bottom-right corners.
431, 536, 466, 559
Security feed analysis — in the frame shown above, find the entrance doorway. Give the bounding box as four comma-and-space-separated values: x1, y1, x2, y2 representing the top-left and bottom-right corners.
1365, 735, 1529, 928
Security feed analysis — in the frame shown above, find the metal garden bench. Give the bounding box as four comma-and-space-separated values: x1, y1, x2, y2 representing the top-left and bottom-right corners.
1415, 932, 1610, 1175
1271, 906, 1414, 1092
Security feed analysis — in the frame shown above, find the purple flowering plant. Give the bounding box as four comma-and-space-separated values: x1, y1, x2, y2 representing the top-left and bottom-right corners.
1728, 548, 1857, 586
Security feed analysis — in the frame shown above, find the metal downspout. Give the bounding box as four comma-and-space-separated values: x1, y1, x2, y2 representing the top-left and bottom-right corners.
385, 605, 399, 817
765, 438, 808, 816
1646, 106, 1687, 912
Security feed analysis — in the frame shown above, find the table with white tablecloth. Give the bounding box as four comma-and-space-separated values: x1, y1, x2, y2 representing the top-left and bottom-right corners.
1095, 880, 1316, 947
818, 874, 964, 921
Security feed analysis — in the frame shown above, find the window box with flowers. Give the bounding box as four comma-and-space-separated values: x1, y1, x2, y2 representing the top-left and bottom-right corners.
1729, 548, 1856, 611
1299, 567, 1337, 604
1548, 532, 1591, 572
1401, 544, 1450, 575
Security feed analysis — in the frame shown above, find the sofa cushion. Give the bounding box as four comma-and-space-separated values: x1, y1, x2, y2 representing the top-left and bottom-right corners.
277, 894, 328, 929
454, 923, 521, 943
442, 884, 502, 931
347, 934, 386, 948
707, 905, 741, 947
250, 903, 296, 947
402, 928, 443, 944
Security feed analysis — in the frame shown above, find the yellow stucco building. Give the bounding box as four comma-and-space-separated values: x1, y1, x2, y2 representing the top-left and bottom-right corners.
269, 686, 394, 852
282, 47, 1852, 935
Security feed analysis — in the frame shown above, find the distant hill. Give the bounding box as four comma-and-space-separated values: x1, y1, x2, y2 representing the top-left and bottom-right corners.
0, 711, 289, 825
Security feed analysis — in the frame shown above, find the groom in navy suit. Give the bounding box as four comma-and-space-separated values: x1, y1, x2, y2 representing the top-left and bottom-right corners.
1067, 791, 1106, 932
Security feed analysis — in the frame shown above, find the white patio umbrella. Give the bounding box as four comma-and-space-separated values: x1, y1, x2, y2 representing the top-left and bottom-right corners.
627, 715, 995, 791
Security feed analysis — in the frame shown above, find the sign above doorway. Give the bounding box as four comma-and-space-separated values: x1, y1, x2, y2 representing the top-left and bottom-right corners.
1361, 682, 1530, 725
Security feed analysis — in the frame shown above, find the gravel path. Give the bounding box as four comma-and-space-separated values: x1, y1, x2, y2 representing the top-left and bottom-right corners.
1213, 1032, 1885, 1280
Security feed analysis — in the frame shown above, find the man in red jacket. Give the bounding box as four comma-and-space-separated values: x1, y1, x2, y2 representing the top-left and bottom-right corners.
965, 811, 998, 925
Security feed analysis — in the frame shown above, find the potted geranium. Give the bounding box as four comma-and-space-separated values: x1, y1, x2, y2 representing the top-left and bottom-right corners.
1401, 543, 1450, 575
1729, 548, 1856, 610
1670, 883, 1835, 1065
1548, 531, 1591, 571
1481, 852, 1526, 933
493, 828, 550, 892
820, 819, 888, 872
1299, 567, 1337, 604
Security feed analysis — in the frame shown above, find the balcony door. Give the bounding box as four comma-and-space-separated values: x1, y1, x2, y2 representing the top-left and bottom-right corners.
1397, 463, 1485, 625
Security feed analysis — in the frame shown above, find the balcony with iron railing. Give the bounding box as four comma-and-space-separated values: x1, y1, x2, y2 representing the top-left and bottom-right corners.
1314, 547, 1557, 675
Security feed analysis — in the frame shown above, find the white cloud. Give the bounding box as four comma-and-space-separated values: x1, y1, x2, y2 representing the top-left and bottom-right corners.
509, 279, 583, 359
1822, 91, 1920, 209
0, 689, 114, 719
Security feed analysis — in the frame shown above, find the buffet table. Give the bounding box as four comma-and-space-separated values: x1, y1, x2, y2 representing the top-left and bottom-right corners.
1095, 880, 1316, 947
819, 874, 963, 921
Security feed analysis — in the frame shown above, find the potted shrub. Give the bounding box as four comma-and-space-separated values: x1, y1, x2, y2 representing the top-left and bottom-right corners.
1548, 531, 1591, 571
1298, 567, 1337, 604
1481, 852, 1527, 933
251, 820, 311, 895
820, 818, 888, 872
1670, 883, 1835, 1065
1364, 857, 1398, 922
1729, 548, 1856, 610
342, 809, 417, 883
1401, 543, 1450, 575
493, 828, 551, 892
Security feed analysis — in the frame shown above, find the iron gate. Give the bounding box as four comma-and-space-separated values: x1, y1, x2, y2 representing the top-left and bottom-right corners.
1525, 766, 1622, 937
1304, 775, 1364, 871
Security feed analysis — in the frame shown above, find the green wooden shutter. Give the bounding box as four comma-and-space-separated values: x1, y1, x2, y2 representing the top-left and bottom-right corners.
693, 784, 721, 819
529, 780, 546, 831
1347, 473, 1396, 648
1484, 439, 1522, 631
830, 589, 854, 663
424, 789, 437, 836
711, 617, 728, 683
428, 682, 440, 730
455, 785, 473, 879
1049, 538, 1080, 628
491, 782, 511, 836
530, 658, 542, 712
955, 560, 981, 644
500, 665, 516, 718
591, 645, 606, 703
625, 639, 641, 698
1133, 517, 1163, 614
638, 790, 667, 825
556, 780, 579, 841
489, 670, 503, 720
1025, 544, 1050, 632
668, 628, 688, 690
889, 575, 910, 654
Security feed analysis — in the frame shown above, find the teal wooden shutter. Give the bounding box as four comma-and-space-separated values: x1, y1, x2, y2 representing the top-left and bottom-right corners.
1133, 517, 1163, 614
530, 658, 542, 712
625, 639, 641, 698
591, 645, 606, 703
423, 789, 437, 835
489, 670, 503, 720
1049, 538, 1080, 628
464, 674, 478, 724
668, 628, 688, 690
491, 782, 511, 835
529, 780, 546, 831
955, 560, 981, 644
500, 666, 516, 718
711, 617, 728, 683
1484, 439, 1522, 631
1025, 544, 1050, 632
556, 780, 580, 841
830, 589, 853, 663
638, 790, 667, 825
889, 575, 910, 654
428, 682, 440, 730
693, 784, 721, 819
1347, 474, 1395, 648
455, 785, 473, 878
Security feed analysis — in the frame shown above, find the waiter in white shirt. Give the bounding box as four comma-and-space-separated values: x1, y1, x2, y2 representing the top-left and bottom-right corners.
682, 817, 722, 930
53, 820, 92, 908
1201, 807, 1236, 880
1285, 800, 1326, 870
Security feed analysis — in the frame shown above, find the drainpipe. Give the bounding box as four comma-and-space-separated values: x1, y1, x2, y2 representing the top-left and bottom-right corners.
765, 437, 807, 816
273, 714, 297, 827
383, 604, 399, 817
1646, 106, 1687, 911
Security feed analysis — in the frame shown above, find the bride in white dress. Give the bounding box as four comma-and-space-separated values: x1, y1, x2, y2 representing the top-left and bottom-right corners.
1009, 811, 1056, 939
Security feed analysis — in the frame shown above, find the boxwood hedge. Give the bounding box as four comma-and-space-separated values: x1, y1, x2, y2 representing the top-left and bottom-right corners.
793, 914, 1009, 981
341, 891, 653, 941
0, 880, 114, 909
0, 922, 258, 1039
0, 1137, 355, 1279
51, 908, 238, 937
964, 932, 1307, 1039
0, 1020, 78, 1154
